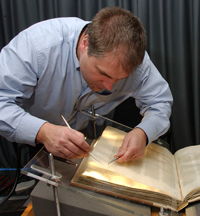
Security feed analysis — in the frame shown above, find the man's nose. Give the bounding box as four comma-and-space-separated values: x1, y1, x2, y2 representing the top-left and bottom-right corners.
102, 79, 117, 91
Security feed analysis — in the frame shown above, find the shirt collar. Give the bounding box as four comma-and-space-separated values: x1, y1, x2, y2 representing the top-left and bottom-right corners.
74, 21, 90, 70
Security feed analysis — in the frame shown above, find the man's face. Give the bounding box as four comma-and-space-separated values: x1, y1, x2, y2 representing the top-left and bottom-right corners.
79, 36, 129, 92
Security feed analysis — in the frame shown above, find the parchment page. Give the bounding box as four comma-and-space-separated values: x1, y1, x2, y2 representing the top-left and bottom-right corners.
175, 145, 200, 199
91, 126, 181, 200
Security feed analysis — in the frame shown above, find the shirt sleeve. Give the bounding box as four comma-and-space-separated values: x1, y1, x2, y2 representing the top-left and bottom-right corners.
0, 31, 47, 145
133, 53, 173, 144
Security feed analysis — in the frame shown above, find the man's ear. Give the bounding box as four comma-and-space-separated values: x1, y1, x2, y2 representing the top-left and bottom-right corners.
79, 34, 88, 53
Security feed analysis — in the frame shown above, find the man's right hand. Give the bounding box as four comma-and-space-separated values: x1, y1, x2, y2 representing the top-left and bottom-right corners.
35, 122, 91, 159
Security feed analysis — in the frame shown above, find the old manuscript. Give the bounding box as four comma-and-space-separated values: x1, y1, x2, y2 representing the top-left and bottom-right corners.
70, 126, 200, 212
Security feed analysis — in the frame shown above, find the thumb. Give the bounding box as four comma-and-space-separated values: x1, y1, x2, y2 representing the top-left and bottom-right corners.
117, 142, 128, 157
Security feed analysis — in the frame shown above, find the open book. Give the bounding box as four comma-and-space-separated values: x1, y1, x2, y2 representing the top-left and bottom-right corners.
70, 126, 200, 212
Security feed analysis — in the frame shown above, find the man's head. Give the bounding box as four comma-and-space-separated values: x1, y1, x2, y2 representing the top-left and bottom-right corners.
78, 7, 146, 92
86, 6, 146, 73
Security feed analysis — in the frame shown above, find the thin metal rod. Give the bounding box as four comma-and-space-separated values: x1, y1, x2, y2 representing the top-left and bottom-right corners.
91, 104, 97, 139
49, 153, 61, 216
61, 115, 71, 129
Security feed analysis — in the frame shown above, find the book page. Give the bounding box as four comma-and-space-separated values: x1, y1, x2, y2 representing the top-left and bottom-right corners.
175, 145, 200, 199
91, 126, 181, 200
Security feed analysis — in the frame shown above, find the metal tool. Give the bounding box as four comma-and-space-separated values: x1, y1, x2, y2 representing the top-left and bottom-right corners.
88, 152, 105, 166
61, 115, 71, 128
54, 156, 78, 166
108, 156, 120, 165
61, 115, 105, 166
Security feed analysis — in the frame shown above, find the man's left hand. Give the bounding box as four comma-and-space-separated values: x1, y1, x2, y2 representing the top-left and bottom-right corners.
116, 128, 147, 162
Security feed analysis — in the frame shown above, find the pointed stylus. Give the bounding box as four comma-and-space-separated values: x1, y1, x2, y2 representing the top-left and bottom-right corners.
61, 115, 105, 166
108, 156, 120, 165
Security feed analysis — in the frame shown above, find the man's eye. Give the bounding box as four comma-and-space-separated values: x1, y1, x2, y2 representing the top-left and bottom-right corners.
98, 69, 103, 75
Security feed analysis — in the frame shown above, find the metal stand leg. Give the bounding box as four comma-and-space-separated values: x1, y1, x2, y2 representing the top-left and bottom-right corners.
159, 206, 168, 216
49, 153, 61, 216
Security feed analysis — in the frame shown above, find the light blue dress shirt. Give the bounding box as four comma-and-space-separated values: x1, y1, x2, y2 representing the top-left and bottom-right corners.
0, 17, 173, 146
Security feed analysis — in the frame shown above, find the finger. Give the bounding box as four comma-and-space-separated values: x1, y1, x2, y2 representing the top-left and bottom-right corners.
63, 140, 89, 157
52, 151, 69, 159
46, 141, 84, 159
66, 129, 91, 152
44, 146, 72, 159
127, 154, 139, 161
57, 147, 80, 159
117, 149, 138, 162
117, 140, 129, 156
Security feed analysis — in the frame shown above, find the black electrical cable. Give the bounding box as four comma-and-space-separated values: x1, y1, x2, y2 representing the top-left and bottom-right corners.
0, 144, 30, 205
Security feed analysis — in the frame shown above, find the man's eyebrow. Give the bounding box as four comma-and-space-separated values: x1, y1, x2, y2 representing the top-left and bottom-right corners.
97, 67, 113, 79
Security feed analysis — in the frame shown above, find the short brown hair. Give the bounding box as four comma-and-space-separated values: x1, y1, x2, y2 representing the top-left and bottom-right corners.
86, 7, 146, 73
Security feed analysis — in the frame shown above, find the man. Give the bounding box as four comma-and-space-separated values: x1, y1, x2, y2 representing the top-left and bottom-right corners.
0, 7, 173, 163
